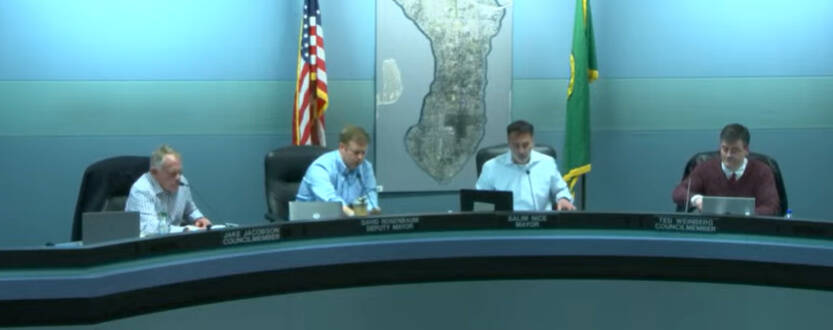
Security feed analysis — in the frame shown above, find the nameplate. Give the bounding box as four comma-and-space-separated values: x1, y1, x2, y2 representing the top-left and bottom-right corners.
221, 227, 281, 246
360, 216, 420, 233
654, 215, 718, 233
507, 214, 549, 228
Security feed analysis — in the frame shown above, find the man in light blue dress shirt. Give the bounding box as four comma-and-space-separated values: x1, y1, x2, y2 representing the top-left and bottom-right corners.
476, 120, 575, 211
126, 145, 212, 236
296, 125, 381, 217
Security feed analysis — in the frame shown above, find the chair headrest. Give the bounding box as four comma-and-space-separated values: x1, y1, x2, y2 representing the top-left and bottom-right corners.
84, 156, 150, 196
265, 145, 331, 182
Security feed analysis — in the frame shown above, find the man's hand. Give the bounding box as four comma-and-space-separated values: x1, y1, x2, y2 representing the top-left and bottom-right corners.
194, 217, 212, 228
556, 198, 576, 211
342, 205, 356, 217
692, 195, 704, 211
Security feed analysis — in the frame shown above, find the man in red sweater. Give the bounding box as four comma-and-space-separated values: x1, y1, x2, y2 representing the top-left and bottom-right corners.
672, 123, 780, 215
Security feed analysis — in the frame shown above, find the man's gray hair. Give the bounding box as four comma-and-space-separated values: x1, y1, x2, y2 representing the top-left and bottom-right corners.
150, 144, 181, 169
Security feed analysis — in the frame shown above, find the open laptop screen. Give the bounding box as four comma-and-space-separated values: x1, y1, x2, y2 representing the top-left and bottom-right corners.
288, 201, 343, 221
82, 211, 140, 245
701, 196, 756, 216
459, 189, 513, 212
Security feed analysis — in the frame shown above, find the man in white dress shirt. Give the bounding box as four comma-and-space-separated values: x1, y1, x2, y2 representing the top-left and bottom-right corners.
126, 145, 211, 236
476, 120, 576, 211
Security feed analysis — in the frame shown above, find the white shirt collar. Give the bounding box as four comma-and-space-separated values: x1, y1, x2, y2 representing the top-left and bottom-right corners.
504, 150, 544, 172
721, 157, 747, 180
501, 150, 544, 170
145, 172, 166, 196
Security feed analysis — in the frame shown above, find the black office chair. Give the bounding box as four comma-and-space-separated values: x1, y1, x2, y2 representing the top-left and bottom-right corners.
71, 156, 150, 242
676, 151, 788, 216
264, 145, 331, 222
475, 144, 558, 177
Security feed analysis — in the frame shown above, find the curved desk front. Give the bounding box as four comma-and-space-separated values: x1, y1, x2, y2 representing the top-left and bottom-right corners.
2, 211, 833, 328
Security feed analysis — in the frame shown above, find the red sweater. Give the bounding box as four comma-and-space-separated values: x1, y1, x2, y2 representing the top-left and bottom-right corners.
672, 158, 780, 216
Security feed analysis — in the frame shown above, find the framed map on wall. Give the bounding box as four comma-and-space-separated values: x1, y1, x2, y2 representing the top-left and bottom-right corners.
376, 0, 513, 192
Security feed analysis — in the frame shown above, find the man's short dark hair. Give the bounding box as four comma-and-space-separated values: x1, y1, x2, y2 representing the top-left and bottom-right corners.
507, 120, 534, 136
339, 125, 370, 145
720, 123, 750, 146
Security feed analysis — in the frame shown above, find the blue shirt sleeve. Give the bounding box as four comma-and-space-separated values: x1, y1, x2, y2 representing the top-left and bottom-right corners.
183, 188, 205, 222
475, 161, 495, 190
549, 161, 573, 203
125, 187, 163, 237
361, 162, 380, 210
303, 162, 348, 206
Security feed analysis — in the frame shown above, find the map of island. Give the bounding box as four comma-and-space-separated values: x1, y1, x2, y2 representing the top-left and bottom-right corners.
394, 0, 506, 184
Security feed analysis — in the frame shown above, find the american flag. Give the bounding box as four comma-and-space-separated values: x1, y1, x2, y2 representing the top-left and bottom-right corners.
292, 0, 328, 146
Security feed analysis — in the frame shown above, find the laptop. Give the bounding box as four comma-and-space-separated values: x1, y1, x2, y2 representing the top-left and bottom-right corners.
288, 201, 343, 221
460, 189, 514, 212
82, 211, 140, 245
701, 196, 756, 216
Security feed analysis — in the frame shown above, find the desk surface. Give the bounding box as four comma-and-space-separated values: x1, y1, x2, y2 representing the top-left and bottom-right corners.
2, 211, 833, 325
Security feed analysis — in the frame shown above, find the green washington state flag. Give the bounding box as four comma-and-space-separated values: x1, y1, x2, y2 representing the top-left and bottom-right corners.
563, 0, 598, 192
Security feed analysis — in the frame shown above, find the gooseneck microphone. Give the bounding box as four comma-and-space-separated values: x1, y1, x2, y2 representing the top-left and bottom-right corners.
353, 170, 375, 208
683, 176, 692, 212
177, 178, 219, 226
356, 171, 382, 198
526, 169, 537, 210
352, 171, 366, 198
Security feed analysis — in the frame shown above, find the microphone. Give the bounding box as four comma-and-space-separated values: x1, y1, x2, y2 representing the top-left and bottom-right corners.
178, 178, 219, 225
353, 170, 375, 210
526, 169, 537, 210
355, 171, 366, 195
683, 176, 692, 212
354, 169, 382, 194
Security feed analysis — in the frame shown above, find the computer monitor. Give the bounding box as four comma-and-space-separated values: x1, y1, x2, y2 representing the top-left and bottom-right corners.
459, 189, 513, 212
